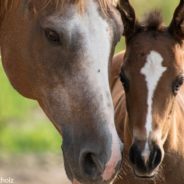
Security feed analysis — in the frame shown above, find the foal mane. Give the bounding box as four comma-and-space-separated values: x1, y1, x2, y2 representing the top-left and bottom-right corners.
0, 0, 118, 27
131, 10, 165, 34
141, 10, 164, 31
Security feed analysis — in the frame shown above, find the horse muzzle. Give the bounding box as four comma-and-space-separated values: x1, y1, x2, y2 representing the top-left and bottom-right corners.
62, 127, 123, 184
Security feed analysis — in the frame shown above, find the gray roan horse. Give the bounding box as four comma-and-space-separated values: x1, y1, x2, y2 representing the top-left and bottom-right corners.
111, 0, 184, 184
0, 0, 124, 183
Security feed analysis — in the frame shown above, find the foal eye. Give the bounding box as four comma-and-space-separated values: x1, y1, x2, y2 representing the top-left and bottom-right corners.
172, 75, 184, 95
120, 71, 129, 92
44, 28, 60, 44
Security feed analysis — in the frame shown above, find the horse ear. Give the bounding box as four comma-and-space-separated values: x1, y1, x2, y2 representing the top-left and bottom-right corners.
169, 0, 184, 40
117, 0, 136, 39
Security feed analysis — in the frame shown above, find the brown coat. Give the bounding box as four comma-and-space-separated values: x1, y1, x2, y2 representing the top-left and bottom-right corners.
111, 52, 184, 184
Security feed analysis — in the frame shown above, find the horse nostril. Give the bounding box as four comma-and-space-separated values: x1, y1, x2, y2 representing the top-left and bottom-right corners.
149, 147, 162, 169
80, 152, 103, 180
129, 144, 139, 165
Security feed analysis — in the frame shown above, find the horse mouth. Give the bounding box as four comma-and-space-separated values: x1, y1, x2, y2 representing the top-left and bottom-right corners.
133, 169, 155, 179
73, 179, 81, 184
72, 179, 115, 184
72, 170, 121, 184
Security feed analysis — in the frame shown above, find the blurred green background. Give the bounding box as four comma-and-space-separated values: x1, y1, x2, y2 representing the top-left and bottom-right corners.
0, 0, 179, 155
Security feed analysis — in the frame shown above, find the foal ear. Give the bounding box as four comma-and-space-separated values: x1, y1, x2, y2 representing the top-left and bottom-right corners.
117, 0, 136, 39
169, 0, 184, 40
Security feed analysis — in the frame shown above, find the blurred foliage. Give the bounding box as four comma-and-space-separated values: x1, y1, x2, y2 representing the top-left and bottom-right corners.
0, 61, 61, 154
0, 0, 179, 154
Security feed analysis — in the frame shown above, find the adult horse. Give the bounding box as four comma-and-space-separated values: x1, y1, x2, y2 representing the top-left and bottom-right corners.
111, 0, 184, 183
0, 0, 124, 183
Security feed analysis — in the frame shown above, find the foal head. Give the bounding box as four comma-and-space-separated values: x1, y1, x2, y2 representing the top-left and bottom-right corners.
118, 0, 184, 178
0, 0, 123, 183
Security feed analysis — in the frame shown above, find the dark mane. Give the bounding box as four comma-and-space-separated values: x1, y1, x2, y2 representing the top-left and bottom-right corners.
140, 10, 165, 31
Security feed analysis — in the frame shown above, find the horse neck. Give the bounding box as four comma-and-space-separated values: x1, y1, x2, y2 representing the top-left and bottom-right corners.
0, 0, 14, 32
0, 1, 6, 26
0, 8, 4, 39
165, 89, 184, 155
0, 10, 3, 47
0, 2, 7, 43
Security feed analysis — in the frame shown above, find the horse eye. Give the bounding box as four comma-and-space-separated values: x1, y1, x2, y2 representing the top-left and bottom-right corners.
172, 75, 184, 95
120, 71, 129, 92
44, 28, 60, 44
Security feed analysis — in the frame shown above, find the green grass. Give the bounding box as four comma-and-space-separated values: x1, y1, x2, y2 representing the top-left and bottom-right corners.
0, 0, 179, 154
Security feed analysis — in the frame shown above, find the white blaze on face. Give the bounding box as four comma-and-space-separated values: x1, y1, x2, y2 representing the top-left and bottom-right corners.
68, 0, 122, 181
48, 0, 122, 181
140, 50, 167, 157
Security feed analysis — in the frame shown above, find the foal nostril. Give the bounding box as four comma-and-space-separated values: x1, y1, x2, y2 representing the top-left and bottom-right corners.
129, 143, 162, 174
149, 147, 162, 170
129, 144, 139, 165
80, 152, 103, 180
129, 144, 147, 172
